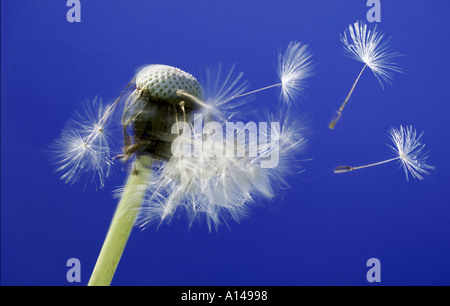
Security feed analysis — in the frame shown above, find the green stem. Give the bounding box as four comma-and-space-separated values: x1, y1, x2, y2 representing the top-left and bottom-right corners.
88, 156, 151, 286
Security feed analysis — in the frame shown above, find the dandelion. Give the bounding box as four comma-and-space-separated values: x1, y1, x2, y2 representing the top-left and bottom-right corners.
329, 20, 402, 129
223, 41, 315, 107
334, 125, 434, 180
88, 64, 205, 286
53, 54, 311, 284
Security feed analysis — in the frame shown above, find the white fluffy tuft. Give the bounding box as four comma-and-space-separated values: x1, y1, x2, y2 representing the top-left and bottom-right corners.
388, 125, 434, 181
278, 41, 315, 106
50, 97, 116, 188
341, 21, 402, 88
136, 115, 308, 231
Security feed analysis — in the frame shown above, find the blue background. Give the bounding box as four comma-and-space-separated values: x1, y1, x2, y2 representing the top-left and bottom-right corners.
2, 0, 450, 286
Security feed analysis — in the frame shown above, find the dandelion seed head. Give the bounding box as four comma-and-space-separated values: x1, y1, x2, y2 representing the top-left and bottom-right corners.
341, 20, 402, 88
135, 64, 204, 102
136, 113, 308, 231
123, 65, 205, 160
388, 125, 434, 181
278, 41, 315, 106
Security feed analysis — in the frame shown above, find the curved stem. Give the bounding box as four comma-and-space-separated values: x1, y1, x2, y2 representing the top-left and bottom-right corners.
88, 156, 151, 286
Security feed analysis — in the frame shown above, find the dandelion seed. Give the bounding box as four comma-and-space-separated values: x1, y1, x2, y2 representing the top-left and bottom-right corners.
51, 97, 116, 188
334, 125, 434, 180
329, 21, 402, 129
223, 41, 315, 106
